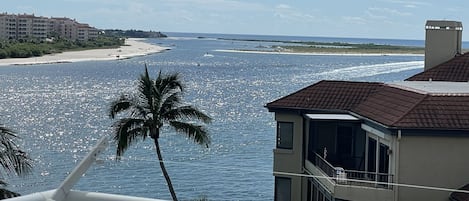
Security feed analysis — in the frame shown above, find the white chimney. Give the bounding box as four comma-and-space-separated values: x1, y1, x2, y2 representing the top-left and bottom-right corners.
424, 20, 463, 71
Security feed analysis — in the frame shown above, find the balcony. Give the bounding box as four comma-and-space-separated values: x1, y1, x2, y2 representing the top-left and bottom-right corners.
311, 152, 393, 189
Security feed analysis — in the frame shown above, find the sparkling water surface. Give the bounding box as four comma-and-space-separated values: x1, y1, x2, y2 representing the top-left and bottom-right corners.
0, 34, 423, 200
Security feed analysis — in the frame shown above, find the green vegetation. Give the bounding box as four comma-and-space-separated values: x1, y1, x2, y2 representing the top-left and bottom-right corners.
109, 65, 212, 201
0, 124, 33, 199
218, 37, 424, 54
0, 36, 125, 59
102, 29, 167, 38
280, 42, 423, 54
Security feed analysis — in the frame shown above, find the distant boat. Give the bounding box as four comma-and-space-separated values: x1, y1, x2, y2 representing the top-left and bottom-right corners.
203, 52, 214, 57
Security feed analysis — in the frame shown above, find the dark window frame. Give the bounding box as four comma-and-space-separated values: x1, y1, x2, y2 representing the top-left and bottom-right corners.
275, 177, 291, 201
277, 121, 294, 149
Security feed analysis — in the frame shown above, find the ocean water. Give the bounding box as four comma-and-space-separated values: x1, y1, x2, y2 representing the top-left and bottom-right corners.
0, 33, 423, 200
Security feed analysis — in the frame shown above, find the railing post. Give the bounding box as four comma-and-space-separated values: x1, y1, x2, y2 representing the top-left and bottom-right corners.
51, 136, 108, 201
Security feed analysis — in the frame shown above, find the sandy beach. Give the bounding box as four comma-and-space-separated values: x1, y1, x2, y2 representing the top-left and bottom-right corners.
0, 38, 168, 66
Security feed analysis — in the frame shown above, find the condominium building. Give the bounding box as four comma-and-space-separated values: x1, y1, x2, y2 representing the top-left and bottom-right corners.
0, 13, 18, 40
266, 20, 469, 201
0, 12, 98, 41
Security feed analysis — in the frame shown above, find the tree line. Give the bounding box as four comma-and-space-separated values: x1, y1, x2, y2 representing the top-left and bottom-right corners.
102, 29, 168, 38
0, 36, 125, 59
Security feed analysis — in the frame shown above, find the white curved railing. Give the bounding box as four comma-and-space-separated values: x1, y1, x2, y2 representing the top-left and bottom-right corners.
312, 152, 393, 189
4, 136, 167, 201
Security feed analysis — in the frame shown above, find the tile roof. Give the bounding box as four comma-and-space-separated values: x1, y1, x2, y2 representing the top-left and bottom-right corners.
394, 95, 469, 129
267, 80, 469, 130
406, 53, 469, 82
351, 85, 426, 127
266, 80, 383, 111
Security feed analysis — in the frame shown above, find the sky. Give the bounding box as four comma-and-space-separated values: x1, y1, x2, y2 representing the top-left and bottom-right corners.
4, 0, 469, 40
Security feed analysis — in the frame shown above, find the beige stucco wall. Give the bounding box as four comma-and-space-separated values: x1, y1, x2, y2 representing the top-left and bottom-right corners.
273, 113, 304, 201
424, 21, 462, 70
335, 185, 394, 201
398, 135, 469, 201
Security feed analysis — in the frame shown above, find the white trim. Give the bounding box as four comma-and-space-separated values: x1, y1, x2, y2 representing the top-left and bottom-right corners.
361, 124, 391, 142
305, 114, 359, 121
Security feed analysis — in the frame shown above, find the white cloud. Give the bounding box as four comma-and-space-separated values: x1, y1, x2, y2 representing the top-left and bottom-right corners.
273, 4, 316, 22
342, 16, 367, 25
276, 4, 291, 9
160, 0, 266, 12
368, 7, 412, 17
404, 4, 417, 8
381, 0, 431, 7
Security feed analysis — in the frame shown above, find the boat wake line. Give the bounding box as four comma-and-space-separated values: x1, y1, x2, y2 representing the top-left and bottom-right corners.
315, 61, 423, 79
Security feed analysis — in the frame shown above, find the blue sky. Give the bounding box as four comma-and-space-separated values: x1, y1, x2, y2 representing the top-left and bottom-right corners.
4, 0, 469, 40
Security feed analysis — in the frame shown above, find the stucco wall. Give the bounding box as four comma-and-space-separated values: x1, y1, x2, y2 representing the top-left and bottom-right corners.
273, 113, 304, 201
424, 22, 462, 70
398, 135, 469, 201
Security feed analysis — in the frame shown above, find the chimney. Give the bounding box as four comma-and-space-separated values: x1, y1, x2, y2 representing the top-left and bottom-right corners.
424, 20, 463, 71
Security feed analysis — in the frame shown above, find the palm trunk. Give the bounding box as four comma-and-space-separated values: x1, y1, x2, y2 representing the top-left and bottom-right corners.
153, 138, 178, 201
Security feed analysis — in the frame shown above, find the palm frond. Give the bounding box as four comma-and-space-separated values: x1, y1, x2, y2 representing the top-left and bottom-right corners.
163, 106, 212, 123
109, 95, 149, 119
112, 118, 147, 158
156, 71, 184, 97
109, 95, 132, 118
170, 121, 211, 147
0, 188, 21, 199
139, 66, 156, 111
160, 93, 182, 114
0, 126, 32, 177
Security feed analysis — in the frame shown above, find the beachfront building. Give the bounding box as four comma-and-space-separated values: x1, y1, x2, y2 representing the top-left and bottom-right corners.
77, 23, 99, 41
0, 12, 98, 41
266, 20, 469, 201
0, 13, 18, 40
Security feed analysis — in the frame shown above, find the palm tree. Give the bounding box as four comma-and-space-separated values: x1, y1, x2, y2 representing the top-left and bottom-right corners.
109, 66, 212, 201
0, 125, 32, 199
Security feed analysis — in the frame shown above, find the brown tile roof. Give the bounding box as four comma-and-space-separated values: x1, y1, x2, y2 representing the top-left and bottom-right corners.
353, 87, 469, 129
266, 80, 383, 111
406, 53, 469, 82
393, 95, 469, 129
267, 80, 469, 130
351, 85, 426, 126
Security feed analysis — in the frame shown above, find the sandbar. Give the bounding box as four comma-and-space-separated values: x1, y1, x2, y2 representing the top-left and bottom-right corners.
0, 38, 168, 66
214, 49, 424, 57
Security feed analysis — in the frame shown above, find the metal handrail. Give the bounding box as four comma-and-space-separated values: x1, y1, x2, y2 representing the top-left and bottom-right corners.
313, 152, 336, 178
312, 152, 394, 189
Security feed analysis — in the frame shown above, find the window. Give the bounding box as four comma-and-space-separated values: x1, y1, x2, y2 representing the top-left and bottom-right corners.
277, 122, 293, 149
318, 191, 324, 201
367, 137, 377, 173
379, 143, 390, 182
307, 179, 317, 201
275, 177, 291, 201
312, 183, 317, 201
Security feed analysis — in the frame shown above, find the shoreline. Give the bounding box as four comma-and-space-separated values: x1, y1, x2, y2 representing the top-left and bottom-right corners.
214, 49, 424, 57
0, 38, 168, 66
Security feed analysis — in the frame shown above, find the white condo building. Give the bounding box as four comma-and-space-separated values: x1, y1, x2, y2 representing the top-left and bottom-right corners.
0, 13, 98, 41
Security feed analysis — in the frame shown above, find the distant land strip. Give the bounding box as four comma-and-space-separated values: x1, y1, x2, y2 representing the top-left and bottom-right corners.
214, 37, 425, 55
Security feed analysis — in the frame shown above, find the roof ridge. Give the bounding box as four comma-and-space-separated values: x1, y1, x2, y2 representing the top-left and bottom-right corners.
390, 88, 428, 126
386, 83, 428, 95
266, 80, 382, 106
266, 80, 326, 104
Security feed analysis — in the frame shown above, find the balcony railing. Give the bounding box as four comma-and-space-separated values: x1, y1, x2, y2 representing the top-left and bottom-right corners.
312, 152, 393, 189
